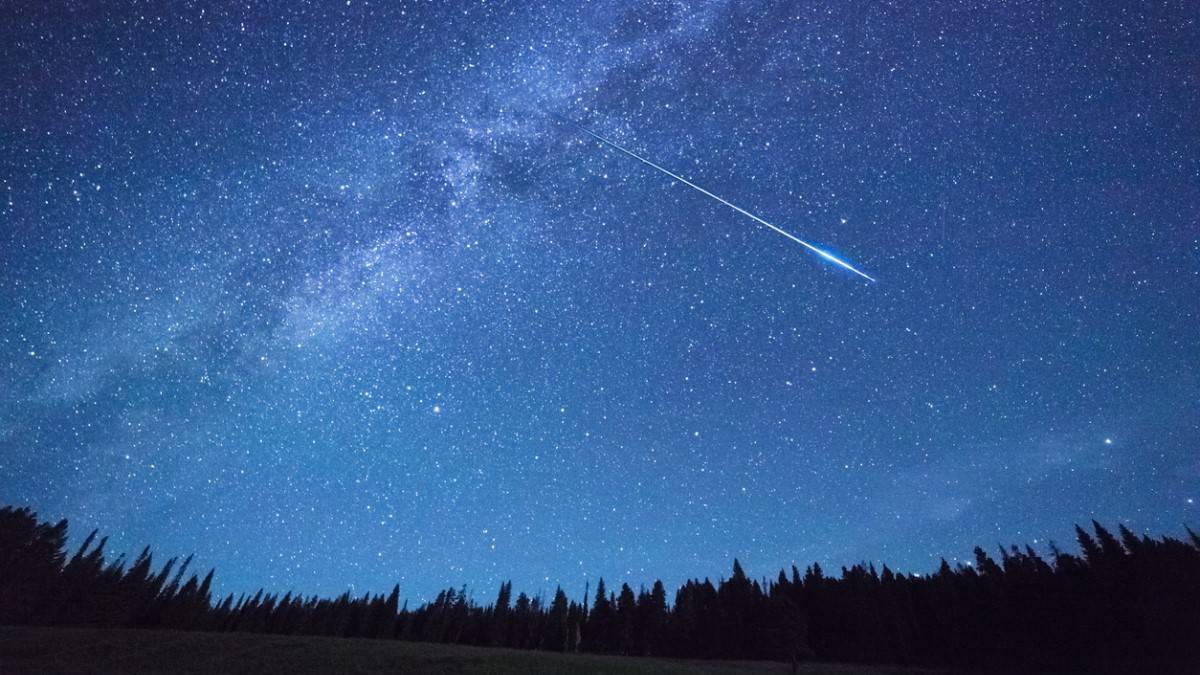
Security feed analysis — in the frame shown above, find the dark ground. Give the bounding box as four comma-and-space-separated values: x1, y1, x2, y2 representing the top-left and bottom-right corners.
0, 626, 949, 674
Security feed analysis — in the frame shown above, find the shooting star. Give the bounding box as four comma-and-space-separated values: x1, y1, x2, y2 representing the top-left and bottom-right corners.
552, 114, 876, 283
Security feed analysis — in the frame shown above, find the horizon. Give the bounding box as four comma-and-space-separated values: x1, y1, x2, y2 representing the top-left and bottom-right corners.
13, 503, 1194, 606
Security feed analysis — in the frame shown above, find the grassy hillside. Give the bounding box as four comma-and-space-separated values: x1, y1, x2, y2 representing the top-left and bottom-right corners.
0, 626, 944, 675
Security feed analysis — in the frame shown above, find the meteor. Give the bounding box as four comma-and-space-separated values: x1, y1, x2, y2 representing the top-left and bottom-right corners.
552, 115, 876, 283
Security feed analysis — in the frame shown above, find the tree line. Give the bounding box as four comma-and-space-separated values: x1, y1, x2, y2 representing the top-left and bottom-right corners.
1, 504, 1197, 672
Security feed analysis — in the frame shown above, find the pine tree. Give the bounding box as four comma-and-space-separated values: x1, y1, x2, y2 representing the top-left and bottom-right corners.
1076, 525, 1103, 563
615, 583, 637, 655
585, 578, 615, 653
381, 584, 399, 638
542, 587, 569, 651
1092, 521, 1126, 560
646, 580, 668, 655
718, 559, 758, 659
491, 581, 511, 646
510, 592, 531, 649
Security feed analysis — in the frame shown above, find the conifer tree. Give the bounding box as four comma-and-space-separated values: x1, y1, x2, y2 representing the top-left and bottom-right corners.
585, 578, 615, 653
615, 583, 637, 655
542, 587, 570, 651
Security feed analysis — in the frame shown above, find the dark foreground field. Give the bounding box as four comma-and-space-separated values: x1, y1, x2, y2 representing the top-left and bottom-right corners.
0, 626, 945, 675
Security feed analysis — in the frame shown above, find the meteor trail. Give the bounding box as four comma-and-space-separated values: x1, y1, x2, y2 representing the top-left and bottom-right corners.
553, 115, 876, 283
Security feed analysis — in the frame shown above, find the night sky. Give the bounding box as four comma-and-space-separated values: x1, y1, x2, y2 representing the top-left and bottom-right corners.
2, 1, 1197, 603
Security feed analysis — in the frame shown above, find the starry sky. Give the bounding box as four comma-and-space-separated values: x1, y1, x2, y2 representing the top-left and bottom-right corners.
2, 1, 1198, 602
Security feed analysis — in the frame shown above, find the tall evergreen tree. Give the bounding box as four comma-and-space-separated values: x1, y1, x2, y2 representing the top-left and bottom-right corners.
615, 583, 637, 655
542, 587, 570, 652
584, 578, 615, 653
491, 580, 512, 646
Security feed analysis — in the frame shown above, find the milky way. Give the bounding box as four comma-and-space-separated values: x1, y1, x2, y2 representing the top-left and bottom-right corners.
1, 2, 1197, 602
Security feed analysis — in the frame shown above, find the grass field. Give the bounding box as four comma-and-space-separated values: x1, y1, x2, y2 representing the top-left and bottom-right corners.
0, 626, 946, 675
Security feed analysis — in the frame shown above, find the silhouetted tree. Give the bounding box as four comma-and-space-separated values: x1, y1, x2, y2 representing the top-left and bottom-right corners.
584, 578, 615, 653
542, 587, 570, 651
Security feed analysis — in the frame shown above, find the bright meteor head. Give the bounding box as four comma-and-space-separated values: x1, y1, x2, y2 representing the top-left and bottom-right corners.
813, 246, 877, 283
